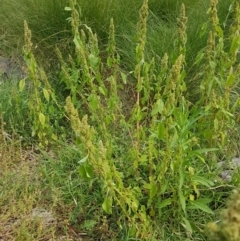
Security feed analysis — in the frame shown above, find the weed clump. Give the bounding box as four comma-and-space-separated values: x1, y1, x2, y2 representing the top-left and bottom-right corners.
206, 189, 240, 241
0, 0, 239, 240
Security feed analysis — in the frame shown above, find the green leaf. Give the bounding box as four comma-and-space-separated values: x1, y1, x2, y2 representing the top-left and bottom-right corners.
107, 57, 112, 67
79, 166, 86, 179
99, 86, 106, 96
157, 122, 165, 140
39, 113, 45, 126
216, 26, 223, 38
73, 36, 80, 49
43, 88, 50, 102
150, 182, 157, 199
85, 165, 94, 178
131, 198, 139, 212
170, 130, 178, 148
129, 226, 137, 237
221, 109, 234, 117
160, 181, 168, 194
19, 79, 25, 92
158, 198, 172, 209
209, 61, 216, 69
120, 71, 127, 84
179, 167, 184, 189
151, 99, 164, 116
78, 163, 94, 180
182, 217, 192, 234
194, 49, 204, 66
102, 197, 112, 214
179, 190, 186, 212
226, 72, 235, 88
230, 36, 240, 55
188, 199, 214, 214
81, 220, 97, 230
200, 22, 208, 38
51, 133, 58, 141
64, 7, 72, 11
66, 17, 72, 22
78, 155, 89, 164
214, 118, 219, 130
88, 94, 99, 110
193, 148, 219, 154
191, 175, 214, 187
88, 54, 99, 68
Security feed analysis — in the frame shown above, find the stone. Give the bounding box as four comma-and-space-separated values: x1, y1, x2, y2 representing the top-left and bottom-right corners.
0, 56, 12, 77
31, 207, 56, 226
0, 56, 26, 79
217, 157, 240, 182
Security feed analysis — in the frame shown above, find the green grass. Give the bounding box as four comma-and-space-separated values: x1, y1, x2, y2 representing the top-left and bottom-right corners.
0, 0, 233, 81
0, 0, 240, 240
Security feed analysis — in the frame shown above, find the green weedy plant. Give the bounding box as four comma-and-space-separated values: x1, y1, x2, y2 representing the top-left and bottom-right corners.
194, 0, 240, 161
63, 1, 152, 238
62, 0, 239, 239
205, 189, 240, 241
22, 21, 59, 147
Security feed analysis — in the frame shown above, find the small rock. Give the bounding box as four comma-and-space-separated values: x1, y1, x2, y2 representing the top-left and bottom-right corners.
232, 157, 240, 168
31, 207, 56, 226
218, 157, 240, 182
0, 56, 26, 79
219, 170, 233, 182
0, 56, 12, 77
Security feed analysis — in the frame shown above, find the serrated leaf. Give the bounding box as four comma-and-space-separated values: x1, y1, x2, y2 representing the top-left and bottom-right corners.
102, 197, 112, 214
19, 79, 25, 92
39, 113, 45, 126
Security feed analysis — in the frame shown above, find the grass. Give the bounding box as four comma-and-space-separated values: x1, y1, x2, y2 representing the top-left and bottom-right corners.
0, 0, 240, 240
0, 0, 233, 80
